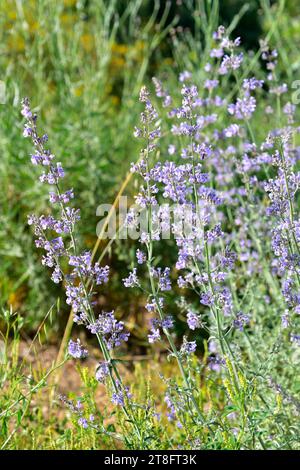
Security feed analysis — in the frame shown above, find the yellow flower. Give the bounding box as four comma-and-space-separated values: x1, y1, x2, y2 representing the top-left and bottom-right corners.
7, 34, 25, 52
163, 57, 173, 66
111, 43, 128, 55
64, 0, 77, 6
60, 13, 78, 26
72, 85, 84, 97
8, 286, 26, 310
111, 95, 120, 106
7, 10, 17, 21
110, 56, 125, 69
28, 20, 39, 33
80, 33, 94, 52
134, 40, 145, 51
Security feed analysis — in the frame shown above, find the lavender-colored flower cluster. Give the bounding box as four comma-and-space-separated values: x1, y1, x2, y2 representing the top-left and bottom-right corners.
59, 395, 96, 430
87, 310, 129, 349
22, 98, 135, 420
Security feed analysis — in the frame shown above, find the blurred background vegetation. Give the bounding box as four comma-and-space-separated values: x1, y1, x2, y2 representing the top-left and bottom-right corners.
0, 0, 299, 345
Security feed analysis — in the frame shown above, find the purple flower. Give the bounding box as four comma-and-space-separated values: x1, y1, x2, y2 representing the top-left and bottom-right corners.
243, 77, 264, 91
95, 362, 110, 383
162, 315, 174, 329
220, 247, 237, 270
78, 417, 88, 429
150, 267, 171, 291
290, 333, 300, 346
94, 264, 110, 285
233, 312, 250, 331
219, 53, 243, 74
180, 338, 197, 355
187, 310, 201, 330
281, 311, 290, 329
49, 189, 74, 203
179, 71, 192, 82
39, 162, 65, 184
21, 100, 33, 119
51, 265, 62, 284
136, 249, 146, 264
86, 311, 130, 349
145, 296, 164, 312
168, 144, 176, 155
66, 284, 89, 316
68, 339, 88, 359
228, 96, 256, 120
123, 268, 140, 288
23, 125, 33, 137
200, 292, 214, 307
210, 48, 224, 58
208, 355, 225, 372
164, 394, 176, 421
204, 79, 219, 90
152, 77, 172, 107
111, 381, 132, 406
224, 124, 240, 138
148, 328, 161, 344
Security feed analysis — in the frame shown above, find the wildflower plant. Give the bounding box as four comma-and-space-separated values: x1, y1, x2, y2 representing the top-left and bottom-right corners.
21, 98, 145, 446
122, 25, 299, 448
22, 22, 300, 450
